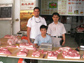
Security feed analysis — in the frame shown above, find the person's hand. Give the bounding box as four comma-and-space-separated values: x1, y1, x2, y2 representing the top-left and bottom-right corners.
28, 42, 32, 45
36, 45, 39, 48
34, 44, 39, 48
62, 41, 65, 46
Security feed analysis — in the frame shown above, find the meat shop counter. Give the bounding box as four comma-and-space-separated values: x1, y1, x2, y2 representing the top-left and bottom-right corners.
0, 38, 84, 63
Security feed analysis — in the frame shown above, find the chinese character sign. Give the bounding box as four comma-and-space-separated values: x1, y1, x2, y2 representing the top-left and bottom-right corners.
20, 0, 36, 10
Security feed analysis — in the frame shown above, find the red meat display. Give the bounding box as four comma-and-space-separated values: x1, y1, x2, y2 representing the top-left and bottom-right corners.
7, 35, 22, 45
19, 43, 36, 51
17, 48, 29, 57
47, 51, 58, 59
32, 51, 40, 57
0, 47, 11, 55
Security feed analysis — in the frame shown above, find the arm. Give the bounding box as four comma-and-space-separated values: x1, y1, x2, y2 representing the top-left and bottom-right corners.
62, 24, 66, 45
34, 35, 39, 48
27, 27, 31, 44
47, 25, 51, 36
27, 18, 32, 44
62, 34, 65, 45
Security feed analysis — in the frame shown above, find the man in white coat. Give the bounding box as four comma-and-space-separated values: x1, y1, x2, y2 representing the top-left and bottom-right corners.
26, 7, 47, 63
27, 7, 47, 44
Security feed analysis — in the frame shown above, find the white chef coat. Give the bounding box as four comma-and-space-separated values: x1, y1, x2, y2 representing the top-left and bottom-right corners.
27, 16, 47, 39
47, 22, 66, 36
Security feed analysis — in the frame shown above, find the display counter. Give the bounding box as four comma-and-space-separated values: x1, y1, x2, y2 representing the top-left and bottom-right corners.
0, 38, 84, 63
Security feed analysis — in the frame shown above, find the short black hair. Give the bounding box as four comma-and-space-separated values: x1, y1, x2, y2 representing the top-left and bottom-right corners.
34, 7, 40, 11
52, 12, 60, 17
40, 25, 47, 30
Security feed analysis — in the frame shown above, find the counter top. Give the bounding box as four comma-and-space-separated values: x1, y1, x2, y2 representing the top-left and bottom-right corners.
0, 38, 84, 62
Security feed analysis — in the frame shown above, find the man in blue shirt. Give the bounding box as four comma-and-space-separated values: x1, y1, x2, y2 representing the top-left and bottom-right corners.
34, 25, 52, 47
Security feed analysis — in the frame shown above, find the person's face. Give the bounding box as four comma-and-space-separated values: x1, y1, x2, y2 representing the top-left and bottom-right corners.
40, 28, 47, 35
34, 9, 40, 17
52, 15, 59, 22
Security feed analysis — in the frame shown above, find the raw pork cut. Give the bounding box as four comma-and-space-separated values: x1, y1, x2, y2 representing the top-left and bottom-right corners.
32, 51, 40, 57
20, 48, 29, 53
0, 47, 11, 55
47, 51, 58, 59
62, 49, 80, 59
7, 39, 16, 45
4, 35, 11, 39
76, 27, 84, 32
19, 43, 36, 50
38, 50, 47, 54
59, 47, 71, 52
7, 35, 22, 45
17, 48, 29, 57
17, 51, 27, 57
55, 50, 61, 54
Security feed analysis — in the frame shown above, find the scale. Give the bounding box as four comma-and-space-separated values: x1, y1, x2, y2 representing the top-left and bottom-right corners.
39, 43, 52, 51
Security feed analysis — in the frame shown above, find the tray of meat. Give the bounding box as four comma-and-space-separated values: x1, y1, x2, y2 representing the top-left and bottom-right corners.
7, 35, 22, 45
0, 47, 11, 56
59, 47, 71, 52
17, 51, 27, 57
4, 35, 17, 39
38, 50, 48, 54
17, 48, 29, 57
4, 35, 11, 39
7, 39, 16, 45
47, 51, 58, 59
32, 51, 40, 57
62, 49, 80, 59
55, 50, 61, 54
19, 43, 36, 51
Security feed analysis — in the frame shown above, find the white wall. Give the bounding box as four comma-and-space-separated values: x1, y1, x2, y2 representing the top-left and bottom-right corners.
0, 0, 20, 37
13, 0, 20, 34
0, 21, 11, 38
0, 0, 13, 38
0, 0, 13, 3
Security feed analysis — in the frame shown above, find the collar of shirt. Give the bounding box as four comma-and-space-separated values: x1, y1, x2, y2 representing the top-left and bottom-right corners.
40, 34, 47, 39
52, 22, 60, 25
32, 16, 41, 23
